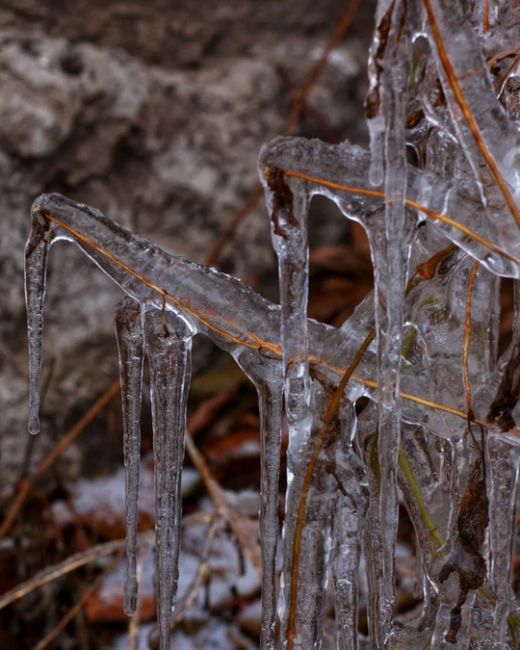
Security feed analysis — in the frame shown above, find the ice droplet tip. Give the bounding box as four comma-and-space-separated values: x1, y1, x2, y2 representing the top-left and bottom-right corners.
28, 416, 40, 435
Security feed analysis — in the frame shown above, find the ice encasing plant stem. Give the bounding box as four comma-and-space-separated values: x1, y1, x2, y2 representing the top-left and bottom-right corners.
25, 1, 520, 647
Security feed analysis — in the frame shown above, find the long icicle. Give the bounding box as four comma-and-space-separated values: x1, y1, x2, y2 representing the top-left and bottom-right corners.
333, 413, 368, 650
232, 346, 283, 649
115, 297, 145, 615
262, 165, 313, 648
144, 307, 192, 650
24, 211, 58, 435
367, 1, 412, 643
487, 433, 520, 646
256, 376, 283, 650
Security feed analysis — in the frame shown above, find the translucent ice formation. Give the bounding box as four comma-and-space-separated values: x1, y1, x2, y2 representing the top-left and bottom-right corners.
25, 1, 520, 648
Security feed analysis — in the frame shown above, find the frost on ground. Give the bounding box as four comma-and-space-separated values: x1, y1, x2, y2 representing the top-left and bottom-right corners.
25, 1, 520, 649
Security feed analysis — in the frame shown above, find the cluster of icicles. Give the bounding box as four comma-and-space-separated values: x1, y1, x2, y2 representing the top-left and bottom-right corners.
24, 1, 520, 648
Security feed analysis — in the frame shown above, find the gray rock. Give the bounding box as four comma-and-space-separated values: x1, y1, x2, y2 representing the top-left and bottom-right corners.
0, 1, 374, 486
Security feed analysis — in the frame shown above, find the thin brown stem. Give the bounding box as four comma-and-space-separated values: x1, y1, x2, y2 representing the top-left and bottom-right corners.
170, 517, 219, 629
483, 0, 490, 32
184, 433, 261, 575
286, 330, 374, 648
33, 553, 123, 650
285, 0, 360, 133
0, 536, 140, 611
205, 185, 264, 267
276, 65, 339, 143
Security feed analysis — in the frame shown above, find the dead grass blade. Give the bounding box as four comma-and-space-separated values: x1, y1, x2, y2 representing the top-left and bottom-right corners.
0, 535, 143, 611
33, 552, 123, 650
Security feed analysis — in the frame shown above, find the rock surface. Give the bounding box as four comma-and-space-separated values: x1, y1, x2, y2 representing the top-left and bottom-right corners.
0, 1, 374, 484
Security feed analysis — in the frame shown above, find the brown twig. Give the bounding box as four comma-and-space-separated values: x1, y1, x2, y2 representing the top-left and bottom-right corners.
276, 66, 339, 143
482, 0, 490, 32
184, 390, 262, 574
284, 0, 360, 133
0, 535, 142, 611
204, 186, 264, 266
170, 517, 220, 629
286, 329, 373, 648
185, 433, 262, 576
0, 380, 120, 540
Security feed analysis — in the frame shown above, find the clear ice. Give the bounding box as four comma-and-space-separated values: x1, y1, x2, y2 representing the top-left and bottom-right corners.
115, 297, 144, 615
24, 1, 520, 647
144, 307, 192, 650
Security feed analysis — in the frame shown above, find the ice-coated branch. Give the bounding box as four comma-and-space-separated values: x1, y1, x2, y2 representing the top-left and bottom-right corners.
259, 136, 520, 278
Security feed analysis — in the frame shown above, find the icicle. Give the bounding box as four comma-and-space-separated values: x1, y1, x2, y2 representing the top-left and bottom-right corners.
261, 161, 314, 648
487, 433, 520, 645
263, 168, 311, 437
367, 1, 412, 643
24, 207, 59, 435
257, 378, 283, 650
332, 428, 368, 650
115, 297, 144, 615
144, 306, 193, 650
364, 0, 395, 187
232, 347, 283, 650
